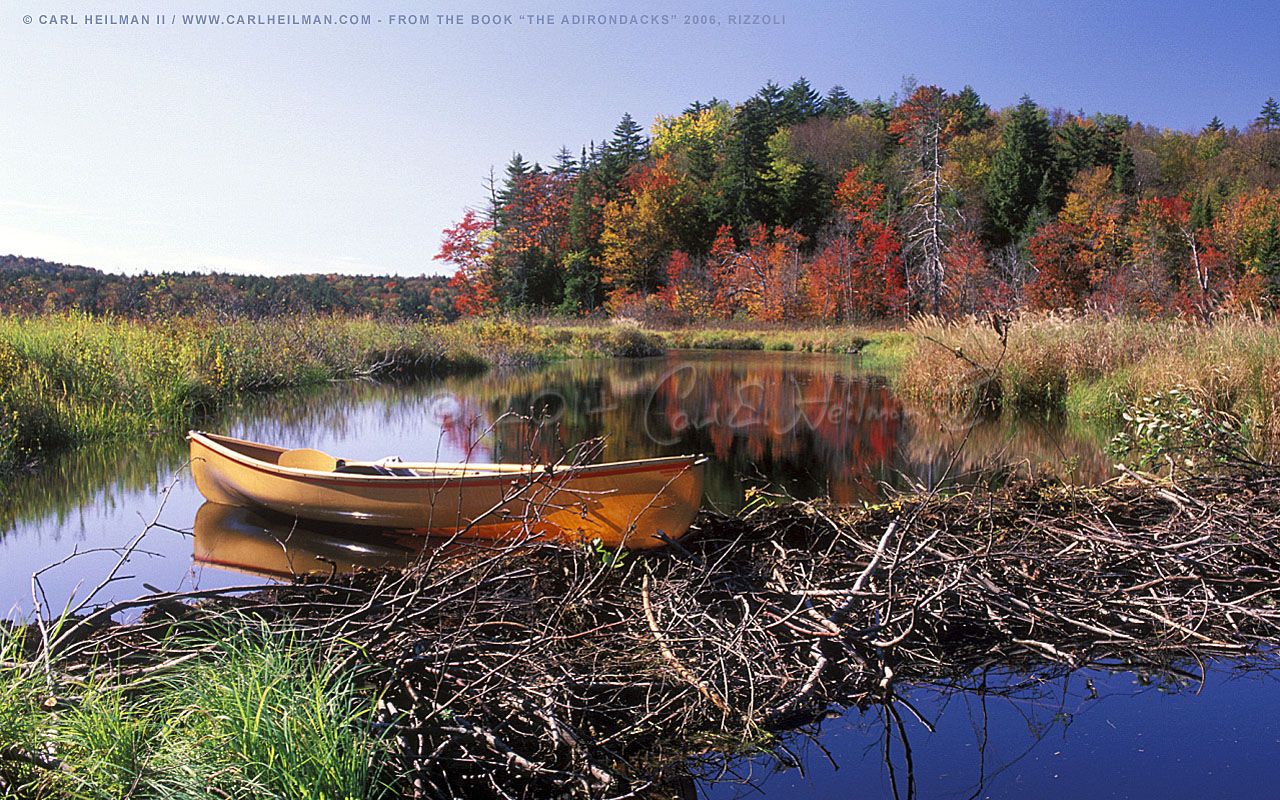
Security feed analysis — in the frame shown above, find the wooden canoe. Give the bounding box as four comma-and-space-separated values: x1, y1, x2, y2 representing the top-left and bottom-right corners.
187, 431, 706, 549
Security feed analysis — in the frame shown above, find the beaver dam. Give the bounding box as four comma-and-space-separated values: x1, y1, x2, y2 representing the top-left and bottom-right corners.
4, 460, 1280, 798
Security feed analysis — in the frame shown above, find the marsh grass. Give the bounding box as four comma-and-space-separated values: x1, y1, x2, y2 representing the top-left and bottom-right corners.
655, 325, 909, 364
898, 314, 1280, 448
0, 314, 665, 477
1, 619, 388, 799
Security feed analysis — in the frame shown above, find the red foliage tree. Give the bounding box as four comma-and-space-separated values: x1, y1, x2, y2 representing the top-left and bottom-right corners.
1024, 221, 1093, 310
435, 210, 495, 316
807, 167, 907, 321
710, 225, 808, 321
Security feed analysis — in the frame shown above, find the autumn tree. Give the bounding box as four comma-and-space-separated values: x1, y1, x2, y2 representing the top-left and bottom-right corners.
710, 224, 808, 321
807, 167, 906, 321
599, 156, 693, 302
889, 85, 960, 313
434, 210, 495, 316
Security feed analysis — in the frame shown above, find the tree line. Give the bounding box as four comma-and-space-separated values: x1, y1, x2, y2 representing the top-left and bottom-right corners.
438, 80, 1280, 321
0, 255, 455, 319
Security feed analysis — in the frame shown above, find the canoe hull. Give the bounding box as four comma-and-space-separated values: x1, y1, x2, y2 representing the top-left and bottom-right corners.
188, 432, 704, 549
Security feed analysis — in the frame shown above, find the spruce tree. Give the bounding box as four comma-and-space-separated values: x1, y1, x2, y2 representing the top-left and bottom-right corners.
823, 86, 860, 118
986, 96, 1055, 244
1206, 116, 1226, 133
1258, 98, 1280, 131
949, 85, 992, 132
781, 77, 824, 123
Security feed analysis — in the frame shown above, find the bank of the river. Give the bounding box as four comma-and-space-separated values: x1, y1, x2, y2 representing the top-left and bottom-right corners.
0, 314, 663, 478
7, 312, 1280, 482
651, 314, 1280, 450
4, 463, 1280, 797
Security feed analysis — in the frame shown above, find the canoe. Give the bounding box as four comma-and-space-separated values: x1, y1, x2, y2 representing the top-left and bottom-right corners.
187, 431, 706, 549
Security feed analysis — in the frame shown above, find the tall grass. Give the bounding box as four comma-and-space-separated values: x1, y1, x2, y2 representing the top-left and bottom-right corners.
0, 619, 389, 799
0, 314, 665, 477
897, 314, 1280, 447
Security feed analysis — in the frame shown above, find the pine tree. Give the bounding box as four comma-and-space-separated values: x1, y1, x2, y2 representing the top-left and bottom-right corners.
552, 146, 578, 175
949, 85, 992, 132
1205, 116, 1226, 133
607, 113, 648, 163
780, 77, 824, 123
1257, 98, 1280, 131
985, 96, 1055, 244
559, 250, 600, 313
713, 96, 780, 233
597, 114, 648, 193
823, 86, 860, 118
495, 153, 531, 223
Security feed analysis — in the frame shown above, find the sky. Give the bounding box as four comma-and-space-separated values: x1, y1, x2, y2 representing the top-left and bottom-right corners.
1, 0, 1277, 277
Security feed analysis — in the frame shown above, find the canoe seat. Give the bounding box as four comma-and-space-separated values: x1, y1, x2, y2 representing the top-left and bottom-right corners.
334, 460, 416, 477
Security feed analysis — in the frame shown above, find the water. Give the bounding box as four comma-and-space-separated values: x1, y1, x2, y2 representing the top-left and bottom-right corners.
702, 661, 1280, 799
0, 350, 1112, 613
10, 350, 1267, 798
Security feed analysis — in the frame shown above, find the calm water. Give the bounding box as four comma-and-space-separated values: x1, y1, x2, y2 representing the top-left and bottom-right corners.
5, 350, 1271, 797
0, 351, 1111, 612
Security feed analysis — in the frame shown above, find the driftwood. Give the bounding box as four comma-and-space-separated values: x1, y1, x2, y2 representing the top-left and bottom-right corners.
11, 460, 1280, 799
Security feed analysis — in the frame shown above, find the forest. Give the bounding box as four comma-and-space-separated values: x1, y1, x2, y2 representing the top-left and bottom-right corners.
437, 80, 1280, 321
0, 255, 455, 318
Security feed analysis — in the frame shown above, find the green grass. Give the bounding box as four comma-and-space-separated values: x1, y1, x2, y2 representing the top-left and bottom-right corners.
0, 314, 665, 478
0, 619, 389, 799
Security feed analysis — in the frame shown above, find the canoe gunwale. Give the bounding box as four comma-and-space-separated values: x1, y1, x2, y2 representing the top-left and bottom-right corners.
187, 431, 706, 488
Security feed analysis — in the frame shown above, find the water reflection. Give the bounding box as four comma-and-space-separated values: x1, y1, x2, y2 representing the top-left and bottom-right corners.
192, 503, 423, 579
702, 659, 1280, 799
2, 351, 1113, 612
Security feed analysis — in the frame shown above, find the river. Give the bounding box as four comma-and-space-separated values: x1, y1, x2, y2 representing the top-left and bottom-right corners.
5, 350, 1271, 798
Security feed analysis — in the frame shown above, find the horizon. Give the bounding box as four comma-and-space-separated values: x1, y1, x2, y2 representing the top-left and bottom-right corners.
3, 0, 1277, 277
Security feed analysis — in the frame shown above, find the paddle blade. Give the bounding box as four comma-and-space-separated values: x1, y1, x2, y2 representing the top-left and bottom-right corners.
278, 448, 339, 472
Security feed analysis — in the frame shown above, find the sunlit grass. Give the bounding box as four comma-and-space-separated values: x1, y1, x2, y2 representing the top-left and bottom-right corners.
897, 313, 1280, 446
0, 619, 390, 799
0, 313, 666, 477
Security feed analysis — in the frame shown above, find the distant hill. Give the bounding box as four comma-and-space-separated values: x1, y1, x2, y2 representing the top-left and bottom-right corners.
0, 255, 458, 319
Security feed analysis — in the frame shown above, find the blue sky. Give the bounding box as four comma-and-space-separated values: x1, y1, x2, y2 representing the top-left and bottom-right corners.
2, 0, 1276, 276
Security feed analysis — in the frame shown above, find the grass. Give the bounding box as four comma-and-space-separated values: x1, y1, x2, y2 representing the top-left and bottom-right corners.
0, 314, 665, 478
4, 310, 1277, 479
653, 324, 916, 368
0, 618, 389, 799
896, 314, 1280, 447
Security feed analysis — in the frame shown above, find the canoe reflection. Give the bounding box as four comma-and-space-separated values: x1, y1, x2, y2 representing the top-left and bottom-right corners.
193, 502, 434, 580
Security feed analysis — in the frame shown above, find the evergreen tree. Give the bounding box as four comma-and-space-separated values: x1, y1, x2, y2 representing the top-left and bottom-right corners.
552, 146, 578, 175
1205, 116, 1226, 133
607, 112, 648, 163
1111, 145, 1136, 194
755, 80, 785, 115
780, 77, 824, 123
863, 97, 893, 127
558, 250, 600, 314
823, 85, 860, 118
597, 113, 648, 192
949, 85, 992, 132
1258, 98, 1280, 131
495, 153, 531, 220
985, 96, 1055, 244
714, 97, 780, 233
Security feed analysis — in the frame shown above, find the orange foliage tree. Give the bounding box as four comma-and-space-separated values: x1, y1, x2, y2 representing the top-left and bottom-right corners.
710, 225, 808, 321
806, 167, 906, 321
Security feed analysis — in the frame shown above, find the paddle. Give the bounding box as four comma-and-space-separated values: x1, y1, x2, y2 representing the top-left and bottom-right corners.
278, 447, 529, 475
278, 448, 340, 471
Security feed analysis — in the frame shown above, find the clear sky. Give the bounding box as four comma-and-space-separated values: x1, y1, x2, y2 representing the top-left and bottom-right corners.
2, 0, 1276, 276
